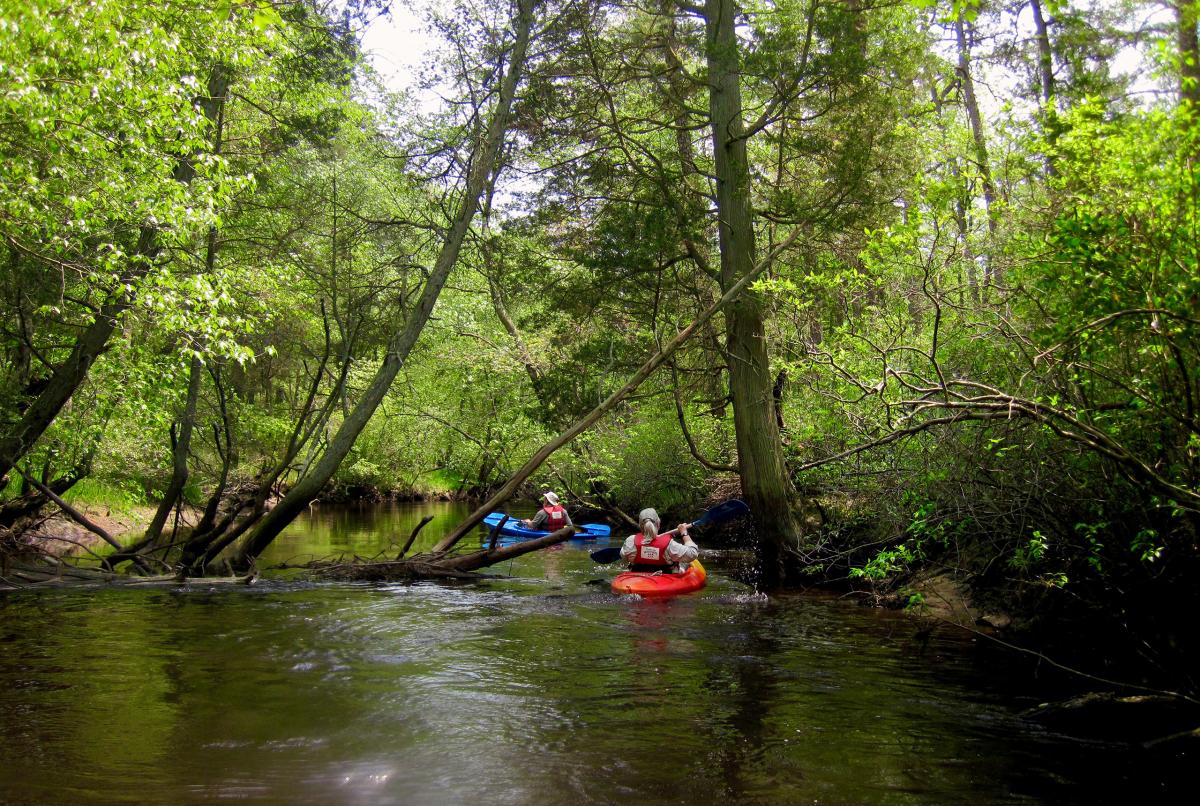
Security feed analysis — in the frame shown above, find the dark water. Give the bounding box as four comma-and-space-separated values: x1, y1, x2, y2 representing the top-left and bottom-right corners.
0, 503, 1185, 803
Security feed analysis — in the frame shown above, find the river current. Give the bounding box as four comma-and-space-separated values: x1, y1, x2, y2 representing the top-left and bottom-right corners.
0, 502, 1185, 803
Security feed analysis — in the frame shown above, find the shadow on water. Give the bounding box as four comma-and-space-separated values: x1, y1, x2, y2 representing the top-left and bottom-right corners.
0, 502, 1191, 804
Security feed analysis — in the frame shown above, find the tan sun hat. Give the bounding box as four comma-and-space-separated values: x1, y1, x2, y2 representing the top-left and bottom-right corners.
542, 491, 560, 505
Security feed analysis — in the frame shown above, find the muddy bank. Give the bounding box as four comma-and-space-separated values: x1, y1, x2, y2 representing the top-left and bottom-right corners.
18, 503, 157, 560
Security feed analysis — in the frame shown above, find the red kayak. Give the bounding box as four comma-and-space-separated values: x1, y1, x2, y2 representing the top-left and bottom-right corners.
611, 560, 707, 597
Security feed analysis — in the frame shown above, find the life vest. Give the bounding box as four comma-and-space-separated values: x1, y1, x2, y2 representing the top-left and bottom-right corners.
632, 532, 674, 567
543, 504, 568, 531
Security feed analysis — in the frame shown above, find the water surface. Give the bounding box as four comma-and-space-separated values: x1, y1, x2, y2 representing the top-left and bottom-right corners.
0, 503, 1184, 803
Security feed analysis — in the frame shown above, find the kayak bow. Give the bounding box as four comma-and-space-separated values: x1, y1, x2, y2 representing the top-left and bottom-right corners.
611, 559, 707, 597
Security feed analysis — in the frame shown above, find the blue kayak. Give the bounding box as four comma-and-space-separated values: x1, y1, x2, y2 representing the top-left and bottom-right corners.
482, 512, 611, 540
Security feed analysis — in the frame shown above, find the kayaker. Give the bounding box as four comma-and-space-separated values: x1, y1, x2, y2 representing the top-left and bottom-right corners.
522, 491, 573, 532
620, 507, 698, 573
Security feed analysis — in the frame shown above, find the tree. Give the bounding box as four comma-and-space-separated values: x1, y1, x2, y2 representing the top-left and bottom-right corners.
141, 64, 231, 547
0, 1, 271, 484
701, 0, 804, 582
1178, 0, 1200, 114
219, 0, 540, 572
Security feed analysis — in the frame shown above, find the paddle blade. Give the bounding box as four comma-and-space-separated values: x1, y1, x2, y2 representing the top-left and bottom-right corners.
691, 499, 749, 528
590, 546, 624, 564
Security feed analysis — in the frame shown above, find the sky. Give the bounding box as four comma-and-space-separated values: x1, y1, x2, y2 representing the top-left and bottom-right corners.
352, 0, 1171, 140
358, 3, 437, 98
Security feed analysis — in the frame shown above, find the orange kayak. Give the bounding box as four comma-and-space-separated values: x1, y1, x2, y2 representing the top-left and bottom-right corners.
611, 560, 707, 597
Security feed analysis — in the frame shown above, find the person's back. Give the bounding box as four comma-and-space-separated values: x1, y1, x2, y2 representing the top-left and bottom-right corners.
523, 491, 572, 531
620, 507, 697, 572
542, 500, 568, 531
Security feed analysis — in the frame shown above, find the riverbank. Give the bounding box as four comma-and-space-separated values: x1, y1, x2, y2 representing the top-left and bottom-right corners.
13, 482, 486, 563
22, 503, 157, 560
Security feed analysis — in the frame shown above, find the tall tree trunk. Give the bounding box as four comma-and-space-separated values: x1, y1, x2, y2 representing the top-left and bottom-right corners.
1029, 0, 1056, 106
659, 7, 733, 426
1028, 0, 1060, 181
954, 15, 1000, 287
951, 158, 981, 304
703, 0, 803, 586
930, 62, 981, 304
223, 0, 538, 572
1179, 0, 1200, 113
144, 72, 228, 548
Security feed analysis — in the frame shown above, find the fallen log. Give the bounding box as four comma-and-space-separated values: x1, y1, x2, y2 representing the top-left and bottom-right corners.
308, 525, 580, 582
2, 526, 585, 588
438, 525, 577, 572
0, 558, 255, 589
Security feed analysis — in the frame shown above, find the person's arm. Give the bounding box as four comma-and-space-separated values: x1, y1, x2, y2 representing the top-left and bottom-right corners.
525, 510, 548, 529
564, 510, 574, 527
667, 524, 699, 564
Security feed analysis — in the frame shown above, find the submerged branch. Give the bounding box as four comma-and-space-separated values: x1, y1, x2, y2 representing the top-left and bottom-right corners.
397, 515, 435, 559
312, 526, 578, 582
0, 558, 253, 590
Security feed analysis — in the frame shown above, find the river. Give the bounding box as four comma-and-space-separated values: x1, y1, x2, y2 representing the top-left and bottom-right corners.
0, 502, 1184, 803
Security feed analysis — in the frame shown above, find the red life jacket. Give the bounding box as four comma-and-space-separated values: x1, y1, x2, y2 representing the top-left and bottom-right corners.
632, 532, 674, 567
543, 504, 568, 531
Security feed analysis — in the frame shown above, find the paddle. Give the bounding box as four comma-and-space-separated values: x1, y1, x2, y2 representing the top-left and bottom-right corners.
589, 499, 749, 563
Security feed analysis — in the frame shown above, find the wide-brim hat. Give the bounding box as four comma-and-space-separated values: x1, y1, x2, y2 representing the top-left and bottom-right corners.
542, 491, 560, 505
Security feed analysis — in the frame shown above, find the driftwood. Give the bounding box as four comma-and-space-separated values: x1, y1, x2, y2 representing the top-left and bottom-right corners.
1, 526, 581, 588
310, 525, 578, 582
0, 558, 255, 590
396, 514, 435, 560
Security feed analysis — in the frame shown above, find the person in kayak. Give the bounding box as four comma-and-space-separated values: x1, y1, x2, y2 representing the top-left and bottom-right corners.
522, 491, 573, 532
620, 507, 697, 573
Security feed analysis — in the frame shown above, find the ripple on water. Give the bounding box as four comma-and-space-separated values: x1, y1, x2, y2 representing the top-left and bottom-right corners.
0, 523, 1186, 804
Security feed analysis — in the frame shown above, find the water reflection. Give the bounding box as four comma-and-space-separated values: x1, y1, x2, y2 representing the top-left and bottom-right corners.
260, 499, 478, 565
0, 503, 1188, 803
